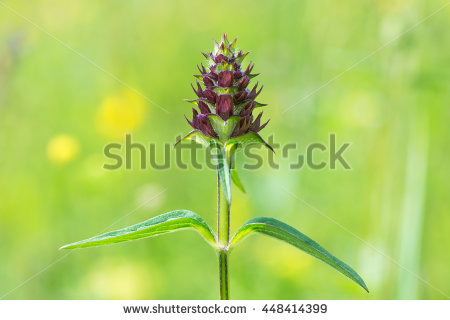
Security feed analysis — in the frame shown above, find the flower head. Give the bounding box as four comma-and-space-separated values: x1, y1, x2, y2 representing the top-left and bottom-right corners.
186, 34, 269, 141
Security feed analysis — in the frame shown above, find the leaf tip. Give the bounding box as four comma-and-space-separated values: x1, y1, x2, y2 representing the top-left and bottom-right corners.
361, 281, 370, 293
352, 274, 369, 293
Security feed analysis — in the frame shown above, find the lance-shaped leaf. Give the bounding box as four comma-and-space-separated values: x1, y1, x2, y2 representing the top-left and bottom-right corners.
228, 143, 245, 193
60, 210, 216, 250
231, 166, 245, 193
212, 140, 231, 205
229, 217, 369, 292
174, 130, 220, 148
225, 132, 274, 154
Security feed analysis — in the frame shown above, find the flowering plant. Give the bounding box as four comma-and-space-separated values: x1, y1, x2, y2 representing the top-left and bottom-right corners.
61, 34, 368, 299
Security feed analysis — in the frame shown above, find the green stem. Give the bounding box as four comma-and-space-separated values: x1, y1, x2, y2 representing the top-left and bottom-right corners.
217, 166, 230, 300
218, 249, 229, 299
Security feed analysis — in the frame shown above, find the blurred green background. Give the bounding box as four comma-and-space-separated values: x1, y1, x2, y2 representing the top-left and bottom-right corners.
1, 0, 449, 300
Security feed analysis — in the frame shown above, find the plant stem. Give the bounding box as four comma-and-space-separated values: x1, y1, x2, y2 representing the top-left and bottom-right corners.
217, 166, 230, 300
218, 249, 229, 299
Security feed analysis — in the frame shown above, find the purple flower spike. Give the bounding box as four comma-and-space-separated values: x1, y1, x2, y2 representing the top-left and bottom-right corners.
185, 34, 269, 140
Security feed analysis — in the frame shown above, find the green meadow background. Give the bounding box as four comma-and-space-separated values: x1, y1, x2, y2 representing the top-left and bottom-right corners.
1, 0, 449, 299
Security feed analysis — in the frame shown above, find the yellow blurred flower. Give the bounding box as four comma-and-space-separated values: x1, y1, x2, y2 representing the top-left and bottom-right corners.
97, 89, 146, 139
46, 134, 80, 164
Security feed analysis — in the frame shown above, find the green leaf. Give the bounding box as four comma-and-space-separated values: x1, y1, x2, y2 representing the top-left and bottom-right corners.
225, 132, 274, 154
60, 210, 217, 250
231, 166, 245, 193
230, 217, 369, 292
174, 130, 220, 148
212, 141, 231, 205
208, 115, 240, 142
228, 143, 245, 193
